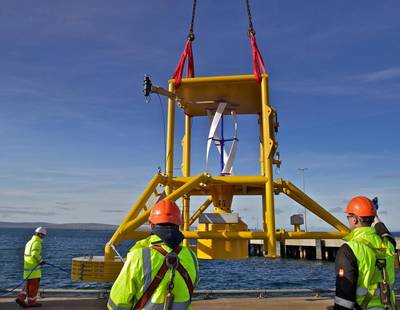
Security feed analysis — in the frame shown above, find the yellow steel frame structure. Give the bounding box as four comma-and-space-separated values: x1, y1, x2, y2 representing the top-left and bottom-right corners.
72, 74, 349, 282
104, 74, 350, 258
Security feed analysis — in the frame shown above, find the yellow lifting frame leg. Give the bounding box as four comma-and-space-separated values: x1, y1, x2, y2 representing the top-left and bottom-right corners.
259, 115, 268, 255
260, 76, 277, 257
182, 114, 192, 246
276, 179, 349, 233
165, 82, 176, 196
117, 173, 211, 242
182, 196, 190, 247
104, 173, 167, 260
189, 196, 213, 226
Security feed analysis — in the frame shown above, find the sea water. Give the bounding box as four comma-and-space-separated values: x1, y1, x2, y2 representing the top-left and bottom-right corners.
0, 228, 399, 291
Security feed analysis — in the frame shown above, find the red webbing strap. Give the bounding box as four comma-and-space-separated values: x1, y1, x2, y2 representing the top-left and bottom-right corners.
172, 39, 195, 89
177, 264, 194, 299
250, 34, 267, 83
152, 245, 171, 256
133, 261, 168, 310
132, 246, 182, 310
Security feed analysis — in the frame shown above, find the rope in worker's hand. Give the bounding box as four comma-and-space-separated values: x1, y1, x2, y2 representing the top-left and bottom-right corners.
0, 261, 70, 297
43, 261, 70, 274
0, 262, 42, 297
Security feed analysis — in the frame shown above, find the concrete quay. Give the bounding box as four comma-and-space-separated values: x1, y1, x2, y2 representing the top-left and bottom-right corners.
1, 296, 399, 310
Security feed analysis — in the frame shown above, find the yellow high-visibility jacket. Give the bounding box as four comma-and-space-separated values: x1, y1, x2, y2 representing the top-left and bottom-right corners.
23, 235, 43, 279
108, 235, 199, 310
345, 227, 396, 309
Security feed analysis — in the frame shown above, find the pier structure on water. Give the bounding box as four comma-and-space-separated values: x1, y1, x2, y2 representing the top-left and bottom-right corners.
250, 237, 400, 260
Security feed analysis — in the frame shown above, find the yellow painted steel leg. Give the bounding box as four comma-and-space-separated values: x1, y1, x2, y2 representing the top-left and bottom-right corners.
119, 173, 211, 238
261, 194, 268, 255
277, 179, 349, 233
258, 114, 265, 176
182, 114, 191, 177
121, 174, 166, 225
104, 173, 167, 260
259, 114, 268, 255
189, 196, 212, 226
182, 196, 190, 247
165, 82, 176, 195
265, 159, 276, 257
261, 76, 277, 257
182, 115, 191, 246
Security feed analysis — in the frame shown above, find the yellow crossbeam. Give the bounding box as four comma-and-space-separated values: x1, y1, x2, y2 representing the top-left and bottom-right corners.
118, 173, 211, 240
104, 173, 167, 259
173, 176, 268, 186
120, 230, 347, 241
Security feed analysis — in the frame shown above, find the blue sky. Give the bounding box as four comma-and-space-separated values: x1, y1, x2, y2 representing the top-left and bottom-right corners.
1, 1, 399, 231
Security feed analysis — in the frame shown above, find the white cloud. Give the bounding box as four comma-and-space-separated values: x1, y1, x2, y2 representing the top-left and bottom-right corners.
354, 67, 400, 83
276, 77, 400, 99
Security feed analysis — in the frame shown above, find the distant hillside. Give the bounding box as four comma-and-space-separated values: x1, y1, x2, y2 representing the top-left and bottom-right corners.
0, 221, 118, 230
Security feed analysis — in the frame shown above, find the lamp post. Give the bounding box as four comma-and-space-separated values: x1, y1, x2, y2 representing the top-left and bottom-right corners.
298, 167, 308, 231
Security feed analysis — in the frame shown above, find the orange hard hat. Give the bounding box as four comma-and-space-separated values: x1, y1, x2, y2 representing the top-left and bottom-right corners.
345, 196, 376, 217
149, 200, 182, 226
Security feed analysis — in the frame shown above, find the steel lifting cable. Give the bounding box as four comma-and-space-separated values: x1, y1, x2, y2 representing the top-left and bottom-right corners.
245, 0, 255, 37
188, 0, 197, 41
245, 0, 267, 83
172, 0, 197, 88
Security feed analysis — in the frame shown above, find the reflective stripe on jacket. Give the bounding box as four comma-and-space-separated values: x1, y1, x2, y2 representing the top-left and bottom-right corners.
345, 227, 396, 309
108, 235, 199, 310
23, 235, 43, 279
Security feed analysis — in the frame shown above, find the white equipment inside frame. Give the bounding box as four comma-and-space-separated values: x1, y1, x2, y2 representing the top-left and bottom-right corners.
206, 101, 238, 175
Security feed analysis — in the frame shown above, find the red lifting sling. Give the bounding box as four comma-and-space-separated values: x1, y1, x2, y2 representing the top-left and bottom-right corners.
172, 0, 267, 88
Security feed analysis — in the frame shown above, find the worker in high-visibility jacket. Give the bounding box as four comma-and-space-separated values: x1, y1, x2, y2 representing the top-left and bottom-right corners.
333, 196, 397, 310
108, 199, 199, 310
16, 227, 47, 308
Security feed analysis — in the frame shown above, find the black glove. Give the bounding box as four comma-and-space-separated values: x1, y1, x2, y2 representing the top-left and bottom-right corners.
40, 260, 46, 266
372, 197, 379, 210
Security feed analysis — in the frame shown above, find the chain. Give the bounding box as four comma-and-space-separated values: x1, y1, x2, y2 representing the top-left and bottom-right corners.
188, 0, 197, 41
167, 267, 176, 292
245, 0, 256, 36
165, 253, 179, 292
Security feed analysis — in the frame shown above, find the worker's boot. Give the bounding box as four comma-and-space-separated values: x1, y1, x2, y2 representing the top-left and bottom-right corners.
15, 298, 28, 308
